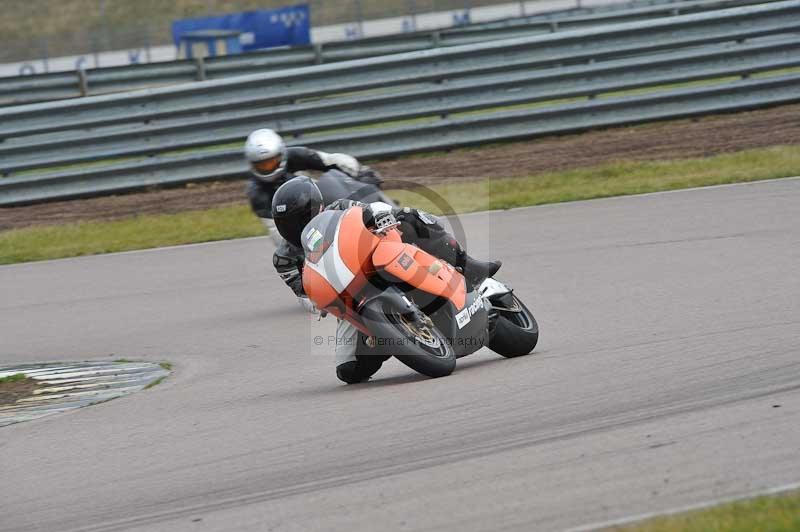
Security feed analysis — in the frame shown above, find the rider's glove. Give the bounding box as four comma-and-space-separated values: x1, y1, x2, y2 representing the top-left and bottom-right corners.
372, 210, 399, 234
274, 253, 305, 297
320, 152, 360, 177
396, 207, 438, 226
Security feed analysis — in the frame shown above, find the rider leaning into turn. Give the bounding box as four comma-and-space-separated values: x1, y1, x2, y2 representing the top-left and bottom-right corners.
269, 176, 502, 385
244, 128, 383, 310
244, 128, 382, 230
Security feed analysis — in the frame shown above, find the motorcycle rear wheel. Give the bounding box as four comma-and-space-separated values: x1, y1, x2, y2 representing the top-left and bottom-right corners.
488, 293, 539, 358
362, 300, 456, 378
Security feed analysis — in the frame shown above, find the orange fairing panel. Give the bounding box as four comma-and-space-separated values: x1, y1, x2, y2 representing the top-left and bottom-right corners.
339, 207, 382, 279
373, 241, 467, 310
303, 206, 386, 318
303, 265, 340, 310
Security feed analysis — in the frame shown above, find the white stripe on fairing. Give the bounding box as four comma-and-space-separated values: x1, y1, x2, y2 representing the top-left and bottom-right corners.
304, 216, 356, 294
565, 480, 800, 532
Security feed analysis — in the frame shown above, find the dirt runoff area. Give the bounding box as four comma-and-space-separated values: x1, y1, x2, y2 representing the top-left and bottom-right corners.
2, 104, 800, 231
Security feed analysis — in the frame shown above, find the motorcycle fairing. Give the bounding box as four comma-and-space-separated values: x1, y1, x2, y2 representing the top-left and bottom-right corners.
423, 288, 489, 358
372, 240, 467, 311
302, 207, 380, 312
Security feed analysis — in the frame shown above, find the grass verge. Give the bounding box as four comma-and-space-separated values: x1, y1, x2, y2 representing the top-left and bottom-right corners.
0, 203, 264, 265
145, 376, 167, 390
390, 145, 800, 214
1, 145, 798, 265
0, 373, 27, 384
612, 489, 800, 532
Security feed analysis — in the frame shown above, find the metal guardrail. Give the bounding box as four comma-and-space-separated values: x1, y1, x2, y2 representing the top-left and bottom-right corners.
2, 38, 798, 175
1, 0, 795, 139
0, 1, 798, 206
2, 74, 797, 206
0, 0, 772, 106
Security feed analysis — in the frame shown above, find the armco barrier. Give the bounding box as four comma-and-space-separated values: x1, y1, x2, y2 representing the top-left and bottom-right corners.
0, 0, 798, 205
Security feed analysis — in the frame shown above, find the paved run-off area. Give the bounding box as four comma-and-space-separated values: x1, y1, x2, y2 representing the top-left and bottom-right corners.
0, 178, 798, 531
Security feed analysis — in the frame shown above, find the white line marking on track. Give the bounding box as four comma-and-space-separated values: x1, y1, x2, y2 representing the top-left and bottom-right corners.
565, 480, 800, 532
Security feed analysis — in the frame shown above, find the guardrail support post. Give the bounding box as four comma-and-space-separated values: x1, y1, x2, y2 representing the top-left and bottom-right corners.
313, 43, 323, 65
431, 31, 442, 48
77, 69, 89, 97
550, 21, 559, 33
195, 56, 207, 81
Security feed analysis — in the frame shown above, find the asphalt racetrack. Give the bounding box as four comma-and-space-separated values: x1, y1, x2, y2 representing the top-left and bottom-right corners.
1, 178, 799, 532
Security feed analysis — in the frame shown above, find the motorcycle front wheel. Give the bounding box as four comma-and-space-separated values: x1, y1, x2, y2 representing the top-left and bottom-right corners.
488, 292, 539, 357
361, 299, 455, 378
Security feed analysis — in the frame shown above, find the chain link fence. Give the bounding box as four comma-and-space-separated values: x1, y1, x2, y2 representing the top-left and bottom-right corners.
1, 0, 524, 63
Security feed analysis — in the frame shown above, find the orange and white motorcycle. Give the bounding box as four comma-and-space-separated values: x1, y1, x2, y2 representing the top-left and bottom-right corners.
301, 204, 538, 378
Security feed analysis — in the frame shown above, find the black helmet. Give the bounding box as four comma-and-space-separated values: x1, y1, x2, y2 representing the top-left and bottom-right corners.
271, 175, 324, 248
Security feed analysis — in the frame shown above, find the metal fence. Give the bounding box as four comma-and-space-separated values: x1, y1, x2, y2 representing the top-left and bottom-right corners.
0, 0, 798, 206
0, 0, 769, 106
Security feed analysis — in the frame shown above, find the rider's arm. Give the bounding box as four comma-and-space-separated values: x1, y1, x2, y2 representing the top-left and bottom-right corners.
273, 243, 306, 297
285, 147, 361, 177
246, 179, 275, 219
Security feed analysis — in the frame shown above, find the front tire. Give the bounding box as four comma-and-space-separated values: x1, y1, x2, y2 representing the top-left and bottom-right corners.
488, 292, 539, 357
361, 299, 455, 378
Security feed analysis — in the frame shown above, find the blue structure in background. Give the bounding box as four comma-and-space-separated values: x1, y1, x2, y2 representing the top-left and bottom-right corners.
172, 4, 310, 57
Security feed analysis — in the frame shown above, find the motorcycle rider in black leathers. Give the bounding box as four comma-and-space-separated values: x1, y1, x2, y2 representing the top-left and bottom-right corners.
270, 176, 502, 384
244, 128, 383, 311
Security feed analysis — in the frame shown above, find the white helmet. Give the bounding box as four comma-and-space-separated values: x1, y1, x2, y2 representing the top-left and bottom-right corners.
244, 129, 288, 182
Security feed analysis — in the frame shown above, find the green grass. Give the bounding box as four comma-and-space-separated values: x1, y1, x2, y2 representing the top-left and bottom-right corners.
0, 203, 264, 265
159, 362, 174, 371
613, 490, 800, 532
144, 376, 167, 390
0, 373, 27, 384
1, 145, 798, 265
390, 144, 800, 214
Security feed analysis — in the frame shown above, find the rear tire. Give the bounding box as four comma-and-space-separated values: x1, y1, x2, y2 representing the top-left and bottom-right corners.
361, 299, 455, 378
488, 293, 539, 358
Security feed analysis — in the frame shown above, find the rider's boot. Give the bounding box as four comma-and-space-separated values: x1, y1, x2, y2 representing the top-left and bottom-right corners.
442, 239, 501, 288
459, 252, 502, 289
